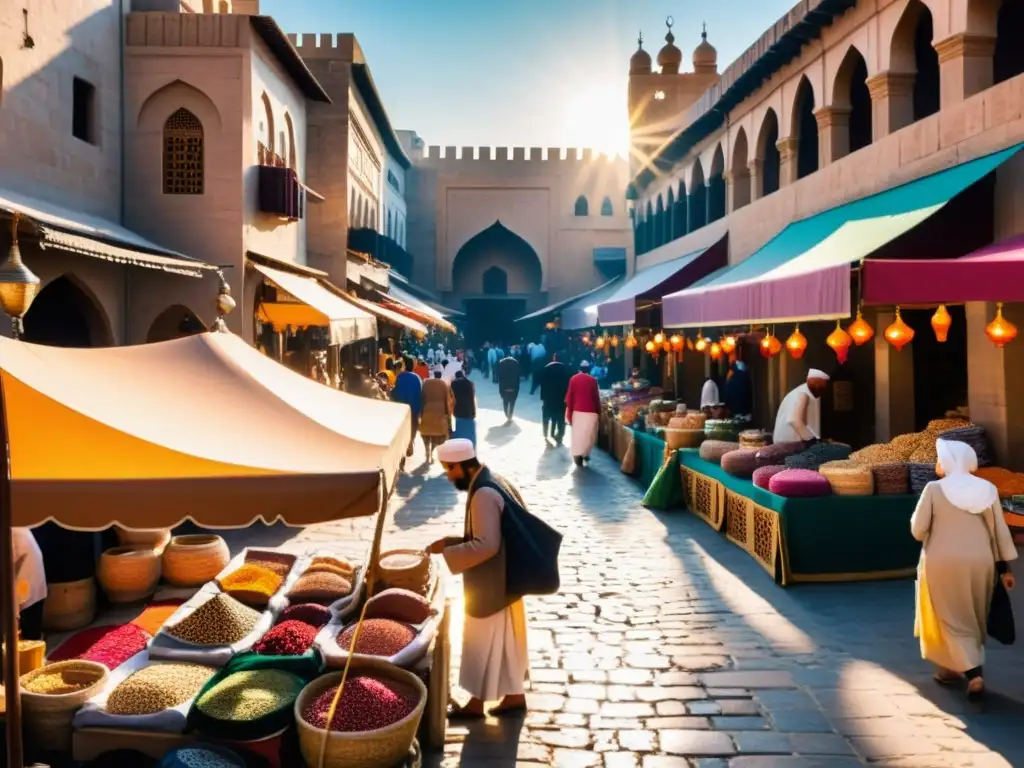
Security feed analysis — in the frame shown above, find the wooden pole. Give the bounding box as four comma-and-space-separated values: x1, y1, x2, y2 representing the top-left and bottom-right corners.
0, 375, 25, 768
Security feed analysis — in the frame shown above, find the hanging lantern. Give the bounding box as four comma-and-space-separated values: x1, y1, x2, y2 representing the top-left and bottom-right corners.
759, 333, 781, 359
695, 333, 708, 352
645, 340, 659, 357
847, 307, 874, 346
625, 333, 638, 349
610, 334, 620, 348
686, 337, 694, 351
721, 334, 737, 354
884, 307, 914, 352
986, 302, 1018, 348
670, 334, 683, 351
826, 320, 853, 363
931, 304, 952, 343
654, 332, 665, 345
785, 325, 808, 359
662, 340, 672, 353
709, 342, 723, 360
595, 334, 607, 349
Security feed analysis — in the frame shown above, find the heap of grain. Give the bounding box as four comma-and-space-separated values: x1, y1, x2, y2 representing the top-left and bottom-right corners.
166, 594, 261, 646
194, 669, 304, 723
337, 618, 415, 657
106, 663, 214, 715
301, 675, 418, 732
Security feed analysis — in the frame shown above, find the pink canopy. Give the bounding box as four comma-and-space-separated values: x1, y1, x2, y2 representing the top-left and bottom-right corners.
863, 234, 1024, 305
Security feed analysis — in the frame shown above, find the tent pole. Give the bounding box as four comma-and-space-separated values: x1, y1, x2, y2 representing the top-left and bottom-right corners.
0, 376, 24, 768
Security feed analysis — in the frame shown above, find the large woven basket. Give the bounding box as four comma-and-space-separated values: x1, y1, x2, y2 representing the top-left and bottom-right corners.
872, 462, 910, 495
98, 546, 161, 603
663, 428, 705, 450
114, 525, 172, 554
819, 463, 874, 496
21, 659, 108, 753
42, 576, 96, 632
162, 534, 230, 587
295, 659, 427, 768
375, 550, 431, 596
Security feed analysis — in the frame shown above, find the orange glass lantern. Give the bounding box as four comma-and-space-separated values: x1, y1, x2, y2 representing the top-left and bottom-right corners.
686, 337, 694, 351
710, 342, 723, 360
610, 334, 620, 348
654, 332, 665, 345
986, 302, 1018, 348
645, 340, 657, 355
695, 334, 708, 353
663, 340, 672, 353
721, 335, 737, 354
595, 335, 606, 349
759, 333, 781, 359
827, 320, 853, 364
931, 304, 952, 343
670, 334, 683, 351
884, 307, 914, 352
847, 308, 874, 346
785, 325, 808, 359
625, 333, 638, 349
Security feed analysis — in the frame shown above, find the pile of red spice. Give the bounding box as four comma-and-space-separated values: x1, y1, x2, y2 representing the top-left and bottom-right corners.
337, 619, 415, 658
302, 675, 418, 732
252, 620, 318, 656
49, 623, 149, 669
278, 603, 332, 629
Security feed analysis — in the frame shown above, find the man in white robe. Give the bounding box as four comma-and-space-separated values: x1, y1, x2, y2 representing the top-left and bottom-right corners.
773, 369, 830, 444
428, 439, 529, 719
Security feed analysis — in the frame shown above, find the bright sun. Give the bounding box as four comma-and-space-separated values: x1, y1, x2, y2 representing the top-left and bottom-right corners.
561, 83, 630, 160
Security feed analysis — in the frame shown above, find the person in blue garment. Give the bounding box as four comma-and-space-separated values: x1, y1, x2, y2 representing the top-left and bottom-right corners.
450, 370, 478, 447
391, 360, 423, 458
723, 360, 753, 418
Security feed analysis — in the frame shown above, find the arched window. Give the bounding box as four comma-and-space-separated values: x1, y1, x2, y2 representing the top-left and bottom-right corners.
673, 180, 688, 236
833, 47, 873, 157
730, 129, 750, 211
600, 196, 613, 216
654, 195, 666, 248
792, 77, 818, 179
284, 113, 296, 170
259, 92, 274, 163
483, 266, 508, 295
574, 195, 589, 216
758, 109, 781, 197
688, 160, 707, 232
163, 108, 204, 195
994, 0, 1024, 85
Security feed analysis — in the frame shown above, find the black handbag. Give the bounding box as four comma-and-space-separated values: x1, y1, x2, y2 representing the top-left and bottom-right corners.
984, 508, 1015, 645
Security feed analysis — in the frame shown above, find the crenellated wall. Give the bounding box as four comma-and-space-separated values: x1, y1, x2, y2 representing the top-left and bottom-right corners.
413, 145, 616, 164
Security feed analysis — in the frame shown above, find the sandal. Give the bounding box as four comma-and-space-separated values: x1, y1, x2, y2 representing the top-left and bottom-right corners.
488, 703, 527, 717
933, 671, 960, 685
447, 703, 485, 720
967, 677, 985, 702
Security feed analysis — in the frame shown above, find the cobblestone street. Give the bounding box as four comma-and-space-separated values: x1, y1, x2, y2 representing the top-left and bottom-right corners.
223, 374, 1024, 768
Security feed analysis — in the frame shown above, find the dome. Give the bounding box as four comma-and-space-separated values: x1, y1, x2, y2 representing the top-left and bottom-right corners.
693, 24, 718, 72
630, 32, 652, 75
657, 20, 682, 75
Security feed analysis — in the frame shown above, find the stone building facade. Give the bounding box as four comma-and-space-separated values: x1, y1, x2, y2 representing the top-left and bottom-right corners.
628, 0, 1024, 466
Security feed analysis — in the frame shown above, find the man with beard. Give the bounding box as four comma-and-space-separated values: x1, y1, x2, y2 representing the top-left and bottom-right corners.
427, 438, 529, 719
540, 353, 571, 444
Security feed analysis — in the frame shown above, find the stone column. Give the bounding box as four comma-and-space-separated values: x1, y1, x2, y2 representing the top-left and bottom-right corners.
747, 159, 763, 202
776, 137, 799, 187
965, 301, 1011, 466
935, 33, 996, 109
723, 171, 735, 215
873, 310, 915, 443
867, 72, 916, 140
814, 106, 851, 166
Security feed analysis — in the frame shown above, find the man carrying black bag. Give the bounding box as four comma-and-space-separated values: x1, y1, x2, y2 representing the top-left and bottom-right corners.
427, 438, 562, 719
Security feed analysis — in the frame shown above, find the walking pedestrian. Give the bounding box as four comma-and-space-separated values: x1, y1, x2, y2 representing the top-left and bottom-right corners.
428, 438, 530, 719
911, 439, 1017, 700
565, 360, 601, 467
496, 353, 521, 423
419, 371, 453, 464
529, 340, 547, 395
391, 360, 423, 459
540, 353, 571, 445
450, 370, 478, 448
487, 345, 498, 383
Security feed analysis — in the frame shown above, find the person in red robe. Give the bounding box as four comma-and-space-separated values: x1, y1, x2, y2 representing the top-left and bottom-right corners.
565, 361, 602, 467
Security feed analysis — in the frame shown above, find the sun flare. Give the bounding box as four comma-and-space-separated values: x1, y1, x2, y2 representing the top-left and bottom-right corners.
561, 82, 631, 160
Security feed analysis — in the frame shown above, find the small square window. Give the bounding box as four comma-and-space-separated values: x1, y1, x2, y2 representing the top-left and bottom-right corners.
72, 77, 97, 144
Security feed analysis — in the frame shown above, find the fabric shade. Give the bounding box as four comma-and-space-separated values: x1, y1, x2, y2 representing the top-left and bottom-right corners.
863, 233, 1024, 305
560, 277, 625, 330
342, 292, 429, 335
380, 285, 457, 332
0, 331, 412, 529
597, 237, 727, 326
253, 263, 377, 345
662, 143, 1022, 328
515, 277, 621, 325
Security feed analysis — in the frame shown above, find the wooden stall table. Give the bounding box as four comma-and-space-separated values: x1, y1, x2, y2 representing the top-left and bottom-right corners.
631, 429, 668, 490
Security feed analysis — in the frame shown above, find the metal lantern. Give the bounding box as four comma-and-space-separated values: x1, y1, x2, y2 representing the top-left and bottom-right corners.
625, 333, 638, 349
709, 342, 722, 360
759, 332, 781, 359
0, 215, 41, 338
721, 334, 737, 354
884, 307, 914, 352
653, 331, 665, 345
610, 334, 620, 348
785, 326, 807, 359
931, 304, 952, 343
670, 334, 683, 351
986, 302, 1018, 348
847, 307, 874, 346
694, 333, 708, 353
827, 319, 853, 363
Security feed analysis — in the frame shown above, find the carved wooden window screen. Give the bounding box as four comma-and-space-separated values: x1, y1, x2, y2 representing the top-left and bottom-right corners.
163, 108, 204, 195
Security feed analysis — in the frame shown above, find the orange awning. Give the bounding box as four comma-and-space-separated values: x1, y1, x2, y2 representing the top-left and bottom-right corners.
342, 293, 429, 335
0, 332, 411, 529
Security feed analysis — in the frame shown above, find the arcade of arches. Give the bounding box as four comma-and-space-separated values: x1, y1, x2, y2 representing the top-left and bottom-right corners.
450, 221, 543, 347
22, 275, 114, 348
146, 304, 207, 343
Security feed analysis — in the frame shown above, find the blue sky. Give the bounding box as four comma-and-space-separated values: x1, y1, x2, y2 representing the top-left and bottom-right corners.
264, 0, 798, 156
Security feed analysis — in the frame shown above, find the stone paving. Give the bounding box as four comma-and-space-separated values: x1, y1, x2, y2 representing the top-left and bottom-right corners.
222, 373, 1024, 768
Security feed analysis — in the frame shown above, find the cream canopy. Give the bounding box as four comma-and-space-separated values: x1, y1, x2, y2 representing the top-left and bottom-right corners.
0, 331, 412, 529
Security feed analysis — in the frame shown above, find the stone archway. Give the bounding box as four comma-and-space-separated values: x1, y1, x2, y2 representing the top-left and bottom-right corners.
451, 220, 543, 347
22, 274, 114, 348
146, 304, 207, 343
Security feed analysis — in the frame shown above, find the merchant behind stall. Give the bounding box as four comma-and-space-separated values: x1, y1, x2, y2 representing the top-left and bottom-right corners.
14, 528, 47, 640
773, 369, 830, 444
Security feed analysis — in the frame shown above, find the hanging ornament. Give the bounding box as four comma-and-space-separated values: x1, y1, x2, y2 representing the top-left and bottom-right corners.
695, 332, 708, 353
884, 307, 914, 352
654, 332, 665, 345
721, 335, 737, 354
847, 307, 874, 346
625, 333, 638, 349
759, 332, 781, 359
986, 302, 1018, 348
785, 325, 808, 359
930, 304, 952, 343
610, 334, 620, 348
709, 342, 723, 360
686, 336, 694, 351
595, 334, 607, 349
662, 340, 672, 352
670, 334, 683, 351
827, 320, 853, 363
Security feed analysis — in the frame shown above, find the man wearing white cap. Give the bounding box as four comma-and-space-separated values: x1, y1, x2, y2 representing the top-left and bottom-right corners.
773, 369, 830, 444
427, 438, 529, 719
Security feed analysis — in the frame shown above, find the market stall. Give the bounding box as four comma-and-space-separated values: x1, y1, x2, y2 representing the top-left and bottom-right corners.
0, 328, 450, 767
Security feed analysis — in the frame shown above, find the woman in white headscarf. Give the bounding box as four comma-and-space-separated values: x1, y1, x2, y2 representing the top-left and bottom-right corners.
910, 439, 1017, 699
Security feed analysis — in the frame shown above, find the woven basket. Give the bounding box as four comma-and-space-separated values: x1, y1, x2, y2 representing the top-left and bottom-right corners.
819, 464, 875, 496
162, 534, 230, 587
909, 463, 939, 494
114, 525, 172, 554
872, 463, 910, 495
42, 576, 96, 632
98, 546, 161, 603
21, 659, 108, 753
738, 430, 772, 450
699, 440, 740, 464
2, 639, 46, 674
295, 659, 427, 768
663, 428, 705, 450
375, 550, 431, 596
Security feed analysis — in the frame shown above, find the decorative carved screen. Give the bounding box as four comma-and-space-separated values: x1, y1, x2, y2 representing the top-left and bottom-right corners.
163, 108, 204, 195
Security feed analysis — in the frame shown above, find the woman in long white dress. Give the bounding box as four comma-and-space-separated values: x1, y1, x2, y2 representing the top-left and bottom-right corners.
910, 439, 1017, 699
